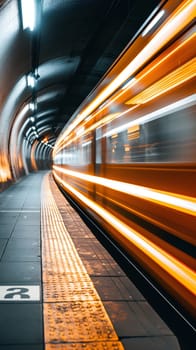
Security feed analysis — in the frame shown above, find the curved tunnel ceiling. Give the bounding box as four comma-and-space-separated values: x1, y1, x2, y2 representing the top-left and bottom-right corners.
0, 0, 162, 182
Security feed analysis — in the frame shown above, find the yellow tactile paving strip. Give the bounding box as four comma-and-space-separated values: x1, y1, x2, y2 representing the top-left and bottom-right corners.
41, 174, 124, 350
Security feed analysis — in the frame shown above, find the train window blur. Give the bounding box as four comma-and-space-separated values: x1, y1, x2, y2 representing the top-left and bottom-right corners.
54, 153, 62, 164
58, 133, 92, 166
96, 127, 102, 164
106, 108, 196, 163
81, 138, 92, 165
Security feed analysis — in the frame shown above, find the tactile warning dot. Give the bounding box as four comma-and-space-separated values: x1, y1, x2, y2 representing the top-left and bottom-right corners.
45, 342, 124, 349
44, 301, 118, 342
42, 271, 91, 284
43, 280, 100, 301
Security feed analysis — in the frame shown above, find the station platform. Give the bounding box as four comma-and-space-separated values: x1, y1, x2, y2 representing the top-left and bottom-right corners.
0, 172, 180, 349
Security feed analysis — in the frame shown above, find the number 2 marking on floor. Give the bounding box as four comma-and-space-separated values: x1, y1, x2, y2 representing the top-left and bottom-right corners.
0, 285, 40, 301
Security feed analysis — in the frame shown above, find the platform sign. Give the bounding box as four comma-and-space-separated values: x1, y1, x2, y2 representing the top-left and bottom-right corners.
0, 285, 40, 301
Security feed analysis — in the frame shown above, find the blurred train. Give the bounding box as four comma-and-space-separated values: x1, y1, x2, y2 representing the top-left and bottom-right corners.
53, 0, 196, 321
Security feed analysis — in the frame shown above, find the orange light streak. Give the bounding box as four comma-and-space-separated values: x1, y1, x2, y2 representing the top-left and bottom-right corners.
126, 58, 196, 105
53, 171, 196, 296
54, 0, 195, 153
60, 112, 122, 150
53, 166, 196, 216
92, 31, 196, 116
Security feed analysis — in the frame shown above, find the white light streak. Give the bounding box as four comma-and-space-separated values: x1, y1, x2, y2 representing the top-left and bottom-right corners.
142, 10, 165, 36
76, 126, 84, 136
82, 141, 92, 147
103, 95, 196, 138
122, 78, 136, 89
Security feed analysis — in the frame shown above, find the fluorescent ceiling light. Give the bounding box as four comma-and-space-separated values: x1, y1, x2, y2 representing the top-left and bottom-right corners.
21, 0, 36, 31
27, 73, 36, 88
29, 103, 35, 111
